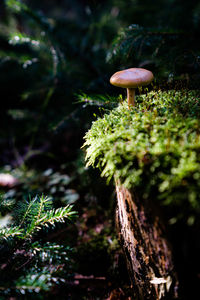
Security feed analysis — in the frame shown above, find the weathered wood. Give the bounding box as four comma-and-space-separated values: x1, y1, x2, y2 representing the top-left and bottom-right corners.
115, 182, 178, 300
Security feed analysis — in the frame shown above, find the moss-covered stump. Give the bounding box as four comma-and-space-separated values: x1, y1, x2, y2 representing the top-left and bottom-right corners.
83, 90, 200, 299
116, 181, 178, 299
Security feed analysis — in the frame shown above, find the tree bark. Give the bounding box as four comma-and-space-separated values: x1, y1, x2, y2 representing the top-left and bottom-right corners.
115, 181, 178, 299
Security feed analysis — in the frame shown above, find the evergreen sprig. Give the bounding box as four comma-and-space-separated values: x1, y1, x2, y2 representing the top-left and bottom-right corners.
6, 0, 53, 31
0, 226, 23, 239
77, 93, 119, 109
15, 269, 54, 293
0, 194, 76, 296
25, 203, 76, 239
107, 24, 200, 82
0, 195, 76, 240
6, 0, 26, 13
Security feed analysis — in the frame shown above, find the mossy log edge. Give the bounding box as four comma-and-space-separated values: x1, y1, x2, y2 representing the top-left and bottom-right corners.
115, 180, 179, 299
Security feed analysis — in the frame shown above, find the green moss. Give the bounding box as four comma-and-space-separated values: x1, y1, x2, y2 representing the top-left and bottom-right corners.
83, 90, 200, 224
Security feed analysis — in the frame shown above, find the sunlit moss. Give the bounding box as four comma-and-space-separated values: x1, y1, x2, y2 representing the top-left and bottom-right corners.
83, 90, 200, 223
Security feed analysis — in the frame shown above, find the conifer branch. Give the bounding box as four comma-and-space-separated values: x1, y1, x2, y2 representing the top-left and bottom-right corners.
0, 226, 23, 239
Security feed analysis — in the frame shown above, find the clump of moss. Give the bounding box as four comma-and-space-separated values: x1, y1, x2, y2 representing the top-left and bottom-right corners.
83, 90, 200, 225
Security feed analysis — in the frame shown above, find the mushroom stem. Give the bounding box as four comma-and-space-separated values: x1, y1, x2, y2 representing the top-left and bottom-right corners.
127, 88, 135, 107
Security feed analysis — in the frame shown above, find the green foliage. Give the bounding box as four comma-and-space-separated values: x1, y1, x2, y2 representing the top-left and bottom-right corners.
83, 90, 200, 225
6, 0, 26, 12
0, 195, 76, 240
107, 24, 200, 83
0, 225, 23, 239
15, 270, 54, 294
1, 166, 80, 208
77, 93, 120, 109
1, 0, 200, 298
0, 1, 63, 164
2, 0, 199, 170
0, 0, 123, 168
0, 194, 76, 296
13, 242, 72, 295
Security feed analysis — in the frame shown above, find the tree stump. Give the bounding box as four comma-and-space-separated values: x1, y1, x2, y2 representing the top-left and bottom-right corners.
115, 181, 178, 299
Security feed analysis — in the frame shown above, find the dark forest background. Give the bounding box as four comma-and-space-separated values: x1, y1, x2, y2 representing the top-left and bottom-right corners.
0, 0, 200, 299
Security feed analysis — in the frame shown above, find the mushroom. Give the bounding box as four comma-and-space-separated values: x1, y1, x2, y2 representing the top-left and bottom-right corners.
110, 68, 154, 107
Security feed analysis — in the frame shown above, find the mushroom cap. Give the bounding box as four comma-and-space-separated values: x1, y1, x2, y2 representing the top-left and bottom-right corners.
110, 68, 154, 88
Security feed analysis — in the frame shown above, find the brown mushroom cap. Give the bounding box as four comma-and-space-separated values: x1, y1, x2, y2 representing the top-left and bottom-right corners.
110, 68, 154, 88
